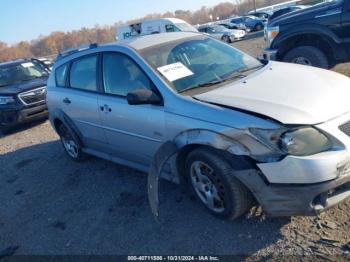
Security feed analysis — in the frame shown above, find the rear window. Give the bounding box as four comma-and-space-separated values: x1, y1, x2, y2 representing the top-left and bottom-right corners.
55, 64, 68, 86
69, 55, 97, 91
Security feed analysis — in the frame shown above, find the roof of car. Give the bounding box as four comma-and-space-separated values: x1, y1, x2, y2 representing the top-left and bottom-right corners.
55, 32, 205, 65
112, 31, 203, 51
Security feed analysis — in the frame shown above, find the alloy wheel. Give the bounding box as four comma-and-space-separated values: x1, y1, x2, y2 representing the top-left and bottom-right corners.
190, 161, 225, 213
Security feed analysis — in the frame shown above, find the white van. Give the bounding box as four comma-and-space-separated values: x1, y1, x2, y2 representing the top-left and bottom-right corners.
117, 18, 198, 41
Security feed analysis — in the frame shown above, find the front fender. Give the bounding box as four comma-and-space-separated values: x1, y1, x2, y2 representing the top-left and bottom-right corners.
271, 24, 339, 49
147, 129, 281, 219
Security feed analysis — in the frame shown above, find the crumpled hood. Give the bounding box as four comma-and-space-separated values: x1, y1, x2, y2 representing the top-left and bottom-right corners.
194, 62, 350, 125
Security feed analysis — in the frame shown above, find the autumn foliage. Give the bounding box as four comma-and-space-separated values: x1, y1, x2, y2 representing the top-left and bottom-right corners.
0, 0, 286, 62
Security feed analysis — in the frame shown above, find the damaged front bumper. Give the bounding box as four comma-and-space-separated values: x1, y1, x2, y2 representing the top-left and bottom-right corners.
148, 140, 350, 218
235, 169, 350, 216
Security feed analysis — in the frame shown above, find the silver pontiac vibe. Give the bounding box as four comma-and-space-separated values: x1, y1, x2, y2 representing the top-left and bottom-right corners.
47, 32, 350, 220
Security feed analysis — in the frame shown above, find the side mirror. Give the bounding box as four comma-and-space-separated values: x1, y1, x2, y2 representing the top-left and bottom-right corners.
257, 57, 269, 65
126, 88, 162, 106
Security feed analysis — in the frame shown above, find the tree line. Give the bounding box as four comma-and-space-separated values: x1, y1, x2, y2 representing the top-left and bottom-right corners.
0, 0, 291, 62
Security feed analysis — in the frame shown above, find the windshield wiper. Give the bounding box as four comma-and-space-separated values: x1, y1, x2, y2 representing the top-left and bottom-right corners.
238, 64, 265, 74
178, 64, 265, 94
179, 73, 246, 93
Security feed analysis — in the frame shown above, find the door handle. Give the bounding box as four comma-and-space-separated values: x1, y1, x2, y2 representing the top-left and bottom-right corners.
63, 98, 71, 104
100, 104, 112, 112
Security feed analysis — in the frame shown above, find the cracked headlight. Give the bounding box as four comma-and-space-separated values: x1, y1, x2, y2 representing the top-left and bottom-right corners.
0, 96, 15, 105
250, 127, 332, 156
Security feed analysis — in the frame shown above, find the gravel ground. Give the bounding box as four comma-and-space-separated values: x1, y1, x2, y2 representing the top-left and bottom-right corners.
0, 35, 350, 260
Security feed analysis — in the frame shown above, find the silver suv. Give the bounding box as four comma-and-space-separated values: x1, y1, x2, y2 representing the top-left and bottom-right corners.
48, 32, 350, 220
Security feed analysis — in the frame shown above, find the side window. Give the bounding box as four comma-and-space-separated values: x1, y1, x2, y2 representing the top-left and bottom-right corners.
55, 63, 68, 86
165, 24, 175, 32
102, 53, 153, 97
208, 27, 215, 33
166, 24, 181, 32
69, 55, 97, 91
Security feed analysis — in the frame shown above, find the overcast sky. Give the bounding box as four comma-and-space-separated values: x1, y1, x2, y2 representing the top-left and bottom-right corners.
0, 0, 226, 44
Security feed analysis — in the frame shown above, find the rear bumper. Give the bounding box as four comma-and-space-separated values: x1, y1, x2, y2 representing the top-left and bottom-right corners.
235, 169, 350, 216
263, 48, 278, 61
0, 103, 48, 127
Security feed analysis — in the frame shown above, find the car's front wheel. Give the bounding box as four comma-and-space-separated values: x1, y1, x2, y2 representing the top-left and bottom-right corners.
283, 46, 329, 69
58, 124, 85, 162
185, 148, 254, 220
222, 35, 231, 43
254, 23, 263, 31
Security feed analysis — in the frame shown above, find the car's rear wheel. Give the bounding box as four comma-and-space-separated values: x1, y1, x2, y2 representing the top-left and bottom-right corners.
185, 148, 254, 220
283, 46, 329, 69
58, 124, 84, 162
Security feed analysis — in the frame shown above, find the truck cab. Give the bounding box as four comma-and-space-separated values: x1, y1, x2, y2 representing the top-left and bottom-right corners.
264, 0, 350, 68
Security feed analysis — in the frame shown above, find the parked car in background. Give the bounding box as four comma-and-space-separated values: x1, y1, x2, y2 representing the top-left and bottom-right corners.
248, 11, 270, 21
48, 32, 350, 221
264, 0, 350, 68
36, 57, 54, 71
0, 59, 49, 133
268, 5, 310, 22
231, 16, 265, 31
197, 24, 246, 43
117, 18, 198, 41
218, 22, 251, 33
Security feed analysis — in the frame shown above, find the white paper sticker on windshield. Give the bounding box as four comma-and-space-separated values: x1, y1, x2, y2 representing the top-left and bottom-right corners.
157, 62, 193, 82
21, 62, 34, 68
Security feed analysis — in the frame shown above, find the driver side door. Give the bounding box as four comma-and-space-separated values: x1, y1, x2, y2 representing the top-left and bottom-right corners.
97, 52, 165, 168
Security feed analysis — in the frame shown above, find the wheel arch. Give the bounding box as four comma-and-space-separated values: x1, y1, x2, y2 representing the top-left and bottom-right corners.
148, 129, 270, 218
173, 129, 259, 183
275, 32, 338, 65
51, 110, 84, 147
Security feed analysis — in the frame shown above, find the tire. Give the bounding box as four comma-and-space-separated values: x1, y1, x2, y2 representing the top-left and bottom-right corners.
222, 35, 231, 43
254, 23, 263, 31
283, 46, 329, 69
58, 124, 85, 162
185, 148, 254, 220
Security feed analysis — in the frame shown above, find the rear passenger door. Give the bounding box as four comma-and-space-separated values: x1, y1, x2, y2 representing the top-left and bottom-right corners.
97, 52, 165, 167
55, 54, 107, 150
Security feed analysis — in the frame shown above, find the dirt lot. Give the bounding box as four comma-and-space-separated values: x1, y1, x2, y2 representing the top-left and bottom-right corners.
0, 36, 350, 259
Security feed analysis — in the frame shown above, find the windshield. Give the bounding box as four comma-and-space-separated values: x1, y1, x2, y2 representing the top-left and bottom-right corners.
175, 23, 198, 32
0, 61, 49, 87
139, 36, 262, 94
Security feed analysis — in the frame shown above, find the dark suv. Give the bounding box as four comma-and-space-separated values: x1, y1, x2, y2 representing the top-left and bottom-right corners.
0, 59, 50, 132
263, 0, 350, 68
